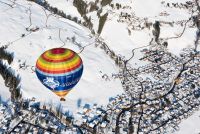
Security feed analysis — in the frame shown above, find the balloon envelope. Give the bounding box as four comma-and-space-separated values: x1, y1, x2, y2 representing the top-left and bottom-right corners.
35, 48, 83, 99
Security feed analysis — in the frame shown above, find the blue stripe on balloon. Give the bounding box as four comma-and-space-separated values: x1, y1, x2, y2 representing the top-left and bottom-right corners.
36, 65, 83, 91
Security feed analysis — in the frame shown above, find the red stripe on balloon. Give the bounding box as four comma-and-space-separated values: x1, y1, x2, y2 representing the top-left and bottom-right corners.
51, 48, 66, 54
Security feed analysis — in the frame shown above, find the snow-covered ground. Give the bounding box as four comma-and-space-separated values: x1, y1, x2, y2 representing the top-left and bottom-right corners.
1, 0, 200, 133
46, 0, 82, 20
106, 0, 196, 56
0, 0, 123, 114
175, 110, 200, 134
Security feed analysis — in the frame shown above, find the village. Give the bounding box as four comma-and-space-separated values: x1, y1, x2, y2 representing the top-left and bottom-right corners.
74, 45, 200, 134
0, 0, 200, 133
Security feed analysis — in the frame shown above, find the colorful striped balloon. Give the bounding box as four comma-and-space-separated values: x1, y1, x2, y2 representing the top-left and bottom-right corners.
35, 48, 83, 101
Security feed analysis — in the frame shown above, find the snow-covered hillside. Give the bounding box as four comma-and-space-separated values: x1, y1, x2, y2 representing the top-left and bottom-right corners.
1, 0, 200, 133
0, 0, 123, 112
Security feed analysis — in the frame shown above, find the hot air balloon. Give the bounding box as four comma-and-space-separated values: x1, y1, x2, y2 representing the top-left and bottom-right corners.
35, 48, 83, 101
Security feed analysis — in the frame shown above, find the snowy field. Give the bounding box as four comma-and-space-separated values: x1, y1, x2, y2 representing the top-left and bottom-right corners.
0, 0, 123, 114
0, 0, 200, 133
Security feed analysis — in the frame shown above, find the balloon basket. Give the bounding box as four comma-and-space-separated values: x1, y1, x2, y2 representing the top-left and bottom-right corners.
60, 98, 66, 101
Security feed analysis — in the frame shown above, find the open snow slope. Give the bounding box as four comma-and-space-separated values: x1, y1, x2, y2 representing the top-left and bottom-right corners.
45, 0, 82, 20
102, 0, 196, 58
1, 0, 200, 133
44, 0, 196, 57
0, 0, 123, 113
175, 110, 200, 134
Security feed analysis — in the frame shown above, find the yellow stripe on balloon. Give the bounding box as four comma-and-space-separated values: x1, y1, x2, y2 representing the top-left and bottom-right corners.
39, 54, 79, 65
37, 55, 80, 70
53, 90, 70, 97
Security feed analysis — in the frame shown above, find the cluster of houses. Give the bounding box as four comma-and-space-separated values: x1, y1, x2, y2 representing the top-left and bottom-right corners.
98, 46, 200, 134
75, 104, 110, 133
73, 43, 200, 134
74, 93, 133, 133
163, 1, 194, 10
0, 98, 78, 133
